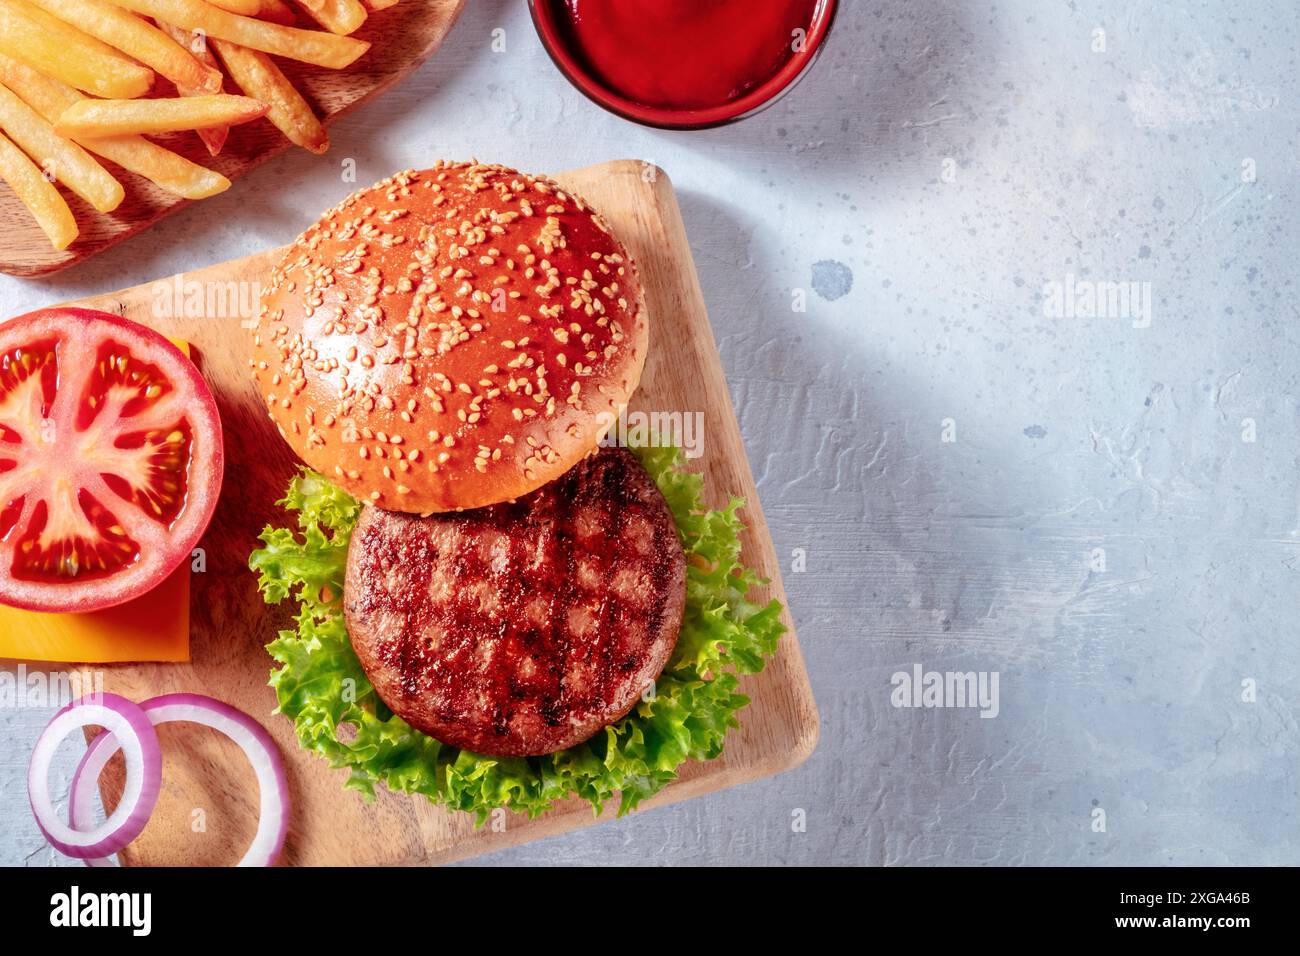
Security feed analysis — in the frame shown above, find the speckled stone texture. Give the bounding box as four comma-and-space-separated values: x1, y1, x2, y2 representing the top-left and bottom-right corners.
2, 0, 1296, 866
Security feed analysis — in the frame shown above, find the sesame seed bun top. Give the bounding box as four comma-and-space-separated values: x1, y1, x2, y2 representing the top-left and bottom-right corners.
248, 161, 649, 513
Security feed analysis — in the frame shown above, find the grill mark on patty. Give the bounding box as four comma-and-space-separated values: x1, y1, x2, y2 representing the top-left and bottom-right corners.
344, 447, 686, 757
392, 530, 428, 700
542, 498, 579, 728
593, 459, 634, 679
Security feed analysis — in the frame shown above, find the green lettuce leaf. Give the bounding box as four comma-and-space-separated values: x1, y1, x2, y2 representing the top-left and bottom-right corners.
249, 446, 786, 822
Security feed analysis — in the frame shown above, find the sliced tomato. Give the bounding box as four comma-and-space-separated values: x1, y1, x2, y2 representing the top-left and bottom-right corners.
0, 308, 223, 613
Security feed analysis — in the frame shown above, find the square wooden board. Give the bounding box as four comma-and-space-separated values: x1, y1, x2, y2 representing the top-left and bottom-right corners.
53, 159, 818, 865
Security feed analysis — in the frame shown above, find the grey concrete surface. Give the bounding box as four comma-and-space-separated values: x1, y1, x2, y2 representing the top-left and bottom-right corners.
2, 0, 1297, 866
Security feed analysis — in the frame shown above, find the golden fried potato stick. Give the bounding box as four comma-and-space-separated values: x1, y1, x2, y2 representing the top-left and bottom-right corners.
103, 0, 369, 68
24, 0, 220, 94
204, 0, 259, 13
0, 128, 77, 249
0, 0, 154, 99
363, 0, 398, 10
56, 93, 269, 137
0, 81, 123, 212
213, 38, 327, 153
154, 20, 230, 155
291, 0, 365, 35
0, 54, 229, 198
75, 133, 230, 199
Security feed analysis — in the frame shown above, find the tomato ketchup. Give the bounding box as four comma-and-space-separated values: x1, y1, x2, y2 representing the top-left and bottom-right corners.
549, 0, 826, 112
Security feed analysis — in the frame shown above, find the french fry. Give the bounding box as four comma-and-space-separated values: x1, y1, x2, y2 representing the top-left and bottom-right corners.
258, 0, 296, 25
291, 0, 364, 35
213, 38, 327, 153
0, 81, 123, 212
363, 0, 398, 10
0, 128, 77, 250
0, 53, 86, 119
0, 0, 154, 99
0, 53, 229, 199
79, 133, 229, 198
104, 0, 370, 68
155, 20, 229, 155
56, 94, 268, 137
24, 0, 221, 94
204, 0, 259, 13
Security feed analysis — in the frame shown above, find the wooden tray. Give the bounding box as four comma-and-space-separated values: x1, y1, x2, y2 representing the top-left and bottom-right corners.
0, 0, 466, 278
55, 160, 818, 866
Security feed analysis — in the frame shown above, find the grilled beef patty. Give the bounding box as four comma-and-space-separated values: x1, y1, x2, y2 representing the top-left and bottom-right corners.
343, 448, 686, 757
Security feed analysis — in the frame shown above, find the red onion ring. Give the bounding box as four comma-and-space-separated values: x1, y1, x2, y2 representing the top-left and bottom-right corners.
28, 693, 162, 860
67, 693, 290, 867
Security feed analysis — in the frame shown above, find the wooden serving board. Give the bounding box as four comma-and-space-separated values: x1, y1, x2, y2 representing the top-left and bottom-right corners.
0, 0, 466, 278
54, 160, 818, 866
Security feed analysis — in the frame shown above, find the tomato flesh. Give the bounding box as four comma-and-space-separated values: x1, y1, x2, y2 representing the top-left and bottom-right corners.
12, 492, 137, 583
0, 308, 223, 613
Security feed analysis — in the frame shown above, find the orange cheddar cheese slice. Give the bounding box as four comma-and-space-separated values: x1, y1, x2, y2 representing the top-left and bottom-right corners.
0, 564, 190, 663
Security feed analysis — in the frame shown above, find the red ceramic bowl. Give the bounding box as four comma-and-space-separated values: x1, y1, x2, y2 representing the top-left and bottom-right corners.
528, 0, 838, 130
